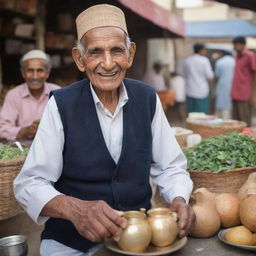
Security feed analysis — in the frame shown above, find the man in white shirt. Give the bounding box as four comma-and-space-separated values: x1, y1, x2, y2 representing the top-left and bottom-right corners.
14, 4, 195, 256
183, 43, 214, 114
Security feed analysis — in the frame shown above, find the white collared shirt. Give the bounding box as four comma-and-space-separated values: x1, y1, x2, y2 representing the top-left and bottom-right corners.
183, 54, 214, 98
14, 82, 193, 224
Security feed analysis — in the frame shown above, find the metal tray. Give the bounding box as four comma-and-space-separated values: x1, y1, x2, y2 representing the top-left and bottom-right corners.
218, 228, 256, 252
104, 237, 187, 256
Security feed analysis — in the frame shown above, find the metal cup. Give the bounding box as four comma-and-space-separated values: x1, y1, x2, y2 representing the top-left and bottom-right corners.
0, 235, 28, 256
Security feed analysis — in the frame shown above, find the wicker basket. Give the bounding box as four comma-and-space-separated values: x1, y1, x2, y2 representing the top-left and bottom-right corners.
190, 166, 256, 194
186, 119, 247, 139
0, 157, 25, 220
151, 167, 256, 207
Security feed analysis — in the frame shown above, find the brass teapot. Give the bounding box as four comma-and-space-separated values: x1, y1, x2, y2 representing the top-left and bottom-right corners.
147, 208, 179, 247
118, 210, 152, 253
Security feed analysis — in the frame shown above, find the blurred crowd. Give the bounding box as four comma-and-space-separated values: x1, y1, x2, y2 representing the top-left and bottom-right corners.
143, 36, 256, 126
0, 36, 256, 144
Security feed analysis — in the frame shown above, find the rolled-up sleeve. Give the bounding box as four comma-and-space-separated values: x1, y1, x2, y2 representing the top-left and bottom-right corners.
150, 95, 193, 204
13, 97, 64, 224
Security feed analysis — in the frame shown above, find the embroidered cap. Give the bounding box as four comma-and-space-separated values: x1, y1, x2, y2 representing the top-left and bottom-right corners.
76, 4, 128, 41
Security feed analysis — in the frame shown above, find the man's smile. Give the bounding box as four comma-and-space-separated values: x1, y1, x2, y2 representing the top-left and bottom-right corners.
97, 71, 118, 77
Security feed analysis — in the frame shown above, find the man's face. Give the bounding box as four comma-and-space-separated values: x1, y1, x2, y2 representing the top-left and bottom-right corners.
200, 48, 207, 56
234, 43, 245, 54
21, 58, 50, 92
77, 27, 135, 92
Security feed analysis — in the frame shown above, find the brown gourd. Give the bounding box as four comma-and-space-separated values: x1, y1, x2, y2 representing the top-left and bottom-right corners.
215, 193, 240, 228
237, 172, 256, 201
239, 195, 256, 232
252, 233, 256, 245
189, 188, 221, 238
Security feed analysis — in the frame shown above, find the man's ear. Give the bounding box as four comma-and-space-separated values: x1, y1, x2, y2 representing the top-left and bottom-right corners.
127, 42, 136, 68
72, 47, 86, 72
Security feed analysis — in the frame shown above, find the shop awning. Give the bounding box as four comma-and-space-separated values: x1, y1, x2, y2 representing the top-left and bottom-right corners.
117, 0, 185, 37
186, 19, 256, 38
213, 0, 256, 12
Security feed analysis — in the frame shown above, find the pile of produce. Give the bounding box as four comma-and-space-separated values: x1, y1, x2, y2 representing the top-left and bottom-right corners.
0, 144, 28, 160
189, 173, 256, 246
183, 132, 256, 173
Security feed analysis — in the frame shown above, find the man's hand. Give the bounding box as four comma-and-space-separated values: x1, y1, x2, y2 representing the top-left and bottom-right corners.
42, 195, 127, 242
170, 197, 195, 238
69, 199, 127, 242
16, 120, 39, 140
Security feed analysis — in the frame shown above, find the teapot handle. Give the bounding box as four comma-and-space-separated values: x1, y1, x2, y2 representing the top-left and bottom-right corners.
171, 211, 178, 222
139, 208, 146, 213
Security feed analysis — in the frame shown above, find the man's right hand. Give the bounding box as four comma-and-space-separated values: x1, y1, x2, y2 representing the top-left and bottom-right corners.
41, 195, 127, 242
16, 121, 39, 140
70, 199, 127, 242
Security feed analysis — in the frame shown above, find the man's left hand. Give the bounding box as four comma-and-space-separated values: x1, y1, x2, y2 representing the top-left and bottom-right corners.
170, 197, 195, 238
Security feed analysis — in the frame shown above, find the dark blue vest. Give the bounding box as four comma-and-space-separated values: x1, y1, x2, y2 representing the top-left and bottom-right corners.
41, 78, 156, 252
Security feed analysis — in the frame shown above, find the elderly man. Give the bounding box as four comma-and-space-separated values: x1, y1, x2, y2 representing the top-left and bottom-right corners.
0, 50, 60, 141
14, 4, 195, 256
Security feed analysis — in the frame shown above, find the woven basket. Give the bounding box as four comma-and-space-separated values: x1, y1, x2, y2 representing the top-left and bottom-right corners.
151, 166, 256, 207
0, 157, 25, 220
190, 166, 256, 194
186, 119, 247, 139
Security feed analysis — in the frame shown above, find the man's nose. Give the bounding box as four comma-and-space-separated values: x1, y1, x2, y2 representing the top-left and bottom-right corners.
101, 52, 115, 70
32, 71, 39, 79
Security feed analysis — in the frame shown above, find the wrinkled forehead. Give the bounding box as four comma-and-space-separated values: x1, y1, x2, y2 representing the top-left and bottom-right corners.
22, 58, 48, 69
82, 26, 127, 47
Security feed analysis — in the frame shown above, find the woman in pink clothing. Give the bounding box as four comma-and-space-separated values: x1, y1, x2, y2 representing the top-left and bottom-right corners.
0, 50, 60, 141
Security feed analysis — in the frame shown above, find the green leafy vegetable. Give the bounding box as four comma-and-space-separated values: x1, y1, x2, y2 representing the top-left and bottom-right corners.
0, 145, 29, 159
183, 132, 256, 173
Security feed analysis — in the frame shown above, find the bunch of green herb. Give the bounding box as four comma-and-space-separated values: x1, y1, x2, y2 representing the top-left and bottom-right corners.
183, 132, 256, 173
0, 144, 29, 160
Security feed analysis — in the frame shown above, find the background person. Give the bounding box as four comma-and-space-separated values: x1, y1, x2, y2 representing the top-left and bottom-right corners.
231, 36, 256, 126
14, 4, 194, 256
182, 43, 214, 114
0, 50, 60, 141
143, 61, 166, 92
170, 71, 186, 122
143, 61, 175, 112
214, 50, 235, 120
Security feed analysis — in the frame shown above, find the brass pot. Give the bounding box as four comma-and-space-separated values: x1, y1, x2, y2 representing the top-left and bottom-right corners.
118, 210, 152, 253
147, 208, 178, 247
